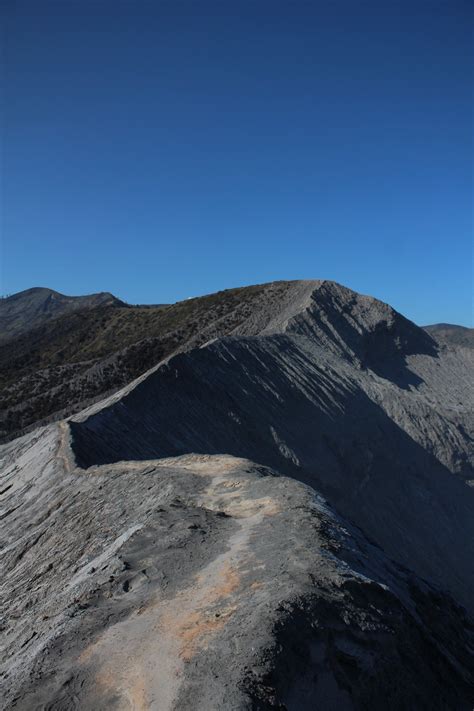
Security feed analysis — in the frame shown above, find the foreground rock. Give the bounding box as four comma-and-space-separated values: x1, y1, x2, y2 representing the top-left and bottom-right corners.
2, 424, 473, 709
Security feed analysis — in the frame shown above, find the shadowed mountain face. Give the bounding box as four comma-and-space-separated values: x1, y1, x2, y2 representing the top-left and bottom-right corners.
2, 280, 474, 710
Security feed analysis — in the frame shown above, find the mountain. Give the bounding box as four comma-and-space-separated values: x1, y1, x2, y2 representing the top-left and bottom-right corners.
0, 282, 307, 439
424, 323, 474, 348
1, 280, 473, 710
0, 287, 124, 343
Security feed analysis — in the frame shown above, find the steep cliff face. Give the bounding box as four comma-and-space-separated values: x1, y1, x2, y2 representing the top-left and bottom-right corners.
284, 281, 437, 371
2, 281, 473, 709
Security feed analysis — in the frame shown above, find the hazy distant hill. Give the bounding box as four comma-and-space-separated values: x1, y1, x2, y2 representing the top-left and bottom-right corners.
0, 287, 124, 343
424, 322, 474, 348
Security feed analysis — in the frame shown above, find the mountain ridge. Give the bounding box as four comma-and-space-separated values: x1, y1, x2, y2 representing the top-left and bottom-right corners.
1, 278, 473, 709
68, 285, 474, 611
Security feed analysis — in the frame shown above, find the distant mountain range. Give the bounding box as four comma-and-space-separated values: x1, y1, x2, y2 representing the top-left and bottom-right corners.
423, 322, 474, 348
1, 280, 473, 709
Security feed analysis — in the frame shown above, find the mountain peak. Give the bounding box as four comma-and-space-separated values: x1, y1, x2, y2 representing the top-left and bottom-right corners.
228, 280, 437, 382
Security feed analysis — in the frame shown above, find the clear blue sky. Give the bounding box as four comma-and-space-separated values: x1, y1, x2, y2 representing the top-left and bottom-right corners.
2, 0, 473, 325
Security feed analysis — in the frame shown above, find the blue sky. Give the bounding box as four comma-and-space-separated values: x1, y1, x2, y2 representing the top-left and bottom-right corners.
2, 0, 472, 325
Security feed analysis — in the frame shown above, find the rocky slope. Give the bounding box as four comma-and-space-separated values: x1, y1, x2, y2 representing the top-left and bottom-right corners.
1, 280, 473, 710
0, 282, 294, 440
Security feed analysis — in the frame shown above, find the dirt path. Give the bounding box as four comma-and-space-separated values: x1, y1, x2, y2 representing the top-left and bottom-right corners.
77, 461, 280, 710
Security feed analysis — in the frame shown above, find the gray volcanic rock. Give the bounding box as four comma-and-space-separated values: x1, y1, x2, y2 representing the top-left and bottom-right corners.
1, 426, 473, 710
1, 280, 473, 709
0, 287, 123, 343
